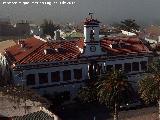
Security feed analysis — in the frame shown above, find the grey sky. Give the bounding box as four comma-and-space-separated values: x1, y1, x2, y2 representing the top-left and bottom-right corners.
0, 0, 160, 25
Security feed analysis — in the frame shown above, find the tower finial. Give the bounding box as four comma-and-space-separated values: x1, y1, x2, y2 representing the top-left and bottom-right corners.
88, 12, 93, 19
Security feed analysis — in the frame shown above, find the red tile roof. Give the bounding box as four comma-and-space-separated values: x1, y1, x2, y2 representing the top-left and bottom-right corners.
4, 37, 84, 65
19, 39, 84, 64
5, 37, 44, 64
4, 36, 150, 65
101, 36, 150, 55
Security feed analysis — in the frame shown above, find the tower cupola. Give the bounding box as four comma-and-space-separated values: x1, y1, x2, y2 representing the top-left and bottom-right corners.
82, 13, 104, 57
84, 13, 100, 42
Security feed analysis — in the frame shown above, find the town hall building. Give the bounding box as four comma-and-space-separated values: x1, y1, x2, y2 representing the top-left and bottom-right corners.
0, 16, 152, 100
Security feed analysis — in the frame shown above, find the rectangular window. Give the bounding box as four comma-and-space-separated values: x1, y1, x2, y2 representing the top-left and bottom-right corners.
74, 69, 82, 80
124, 63, 131, 73
38, 73, 48, 84
140, 61, 147, 71
26, 74, 35, 86
132, 62, 139, 71
51, 71, 60, 82
115, 64, 122, 71
63, 70, 71, 81
106, 65, 113, 72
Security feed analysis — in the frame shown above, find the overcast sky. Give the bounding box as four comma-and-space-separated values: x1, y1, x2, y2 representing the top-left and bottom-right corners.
0, 0, 160, 25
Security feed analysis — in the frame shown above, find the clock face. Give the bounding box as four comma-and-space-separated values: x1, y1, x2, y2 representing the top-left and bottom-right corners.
90, 46, 96, 52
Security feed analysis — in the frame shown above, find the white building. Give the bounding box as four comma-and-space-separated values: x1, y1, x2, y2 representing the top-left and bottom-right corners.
144, 36, 160, 44
0, 17, 152, 100
30, 24, 43, 36
121, 30, 137, 36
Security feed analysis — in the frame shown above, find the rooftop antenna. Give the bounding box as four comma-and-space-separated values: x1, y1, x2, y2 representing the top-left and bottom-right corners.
88, 12, 94, 19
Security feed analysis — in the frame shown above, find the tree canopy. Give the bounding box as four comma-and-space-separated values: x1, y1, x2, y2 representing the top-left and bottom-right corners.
41, 19, 60, 38
114, 19, 140, 34
78, 69, 134, 120
138, 60, 160, 104
78, 84, 97, 103
96, 70, 134, 111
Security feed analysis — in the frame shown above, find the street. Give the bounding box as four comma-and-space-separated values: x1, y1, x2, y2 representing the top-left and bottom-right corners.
55, 104, 158, 120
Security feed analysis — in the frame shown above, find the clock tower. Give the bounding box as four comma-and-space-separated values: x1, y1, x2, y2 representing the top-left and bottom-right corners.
82, 13, 104, 57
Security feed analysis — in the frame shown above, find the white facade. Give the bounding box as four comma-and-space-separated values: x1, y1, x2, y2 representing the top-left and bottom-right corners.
30, 25, 43, 36
145, 37, 158, 44
84, 24, 100, 42
121, 30, 136, 36
82, 20, 105, 56
96, 55, 149, 90
12, 62, 89, 99
0, 53, 11, 83
10, 53, 150, 100
0, 17, 152, 101
0, 53, 6, 76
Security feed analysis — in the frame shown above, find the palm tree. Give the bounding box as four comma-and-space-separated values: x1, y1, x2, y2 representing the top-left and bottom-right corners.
97, 69, 133, 120
41, 19, 60, 38
78, 84, 98, 104
138, 60, 160, 119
